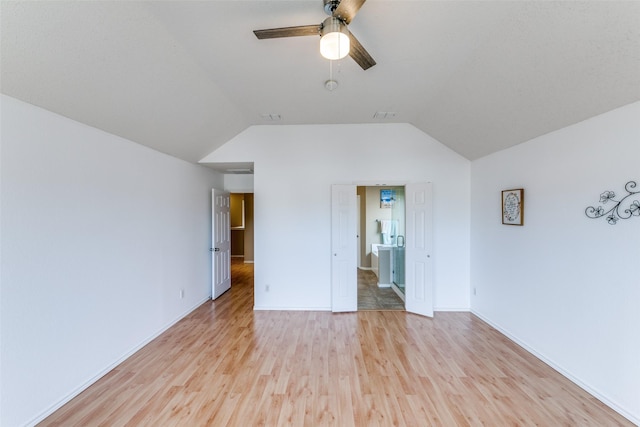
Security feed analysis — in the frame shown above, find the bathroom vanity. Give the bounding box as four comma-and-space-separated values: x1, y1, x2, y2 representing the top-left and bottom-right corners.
371, 244, 394, 287
371, 243, 406, 301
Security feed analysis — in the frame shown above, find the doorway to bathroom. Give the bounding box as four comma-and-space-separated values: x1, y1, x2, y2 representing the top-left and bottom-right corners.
357, 186, 406, 310
331, 183, 433, 316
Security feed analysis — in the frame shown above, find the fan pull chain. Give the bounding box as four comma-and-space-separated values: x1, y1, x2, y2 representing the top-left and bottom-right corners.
330, 59, 333, 82
325, 59, 339, 92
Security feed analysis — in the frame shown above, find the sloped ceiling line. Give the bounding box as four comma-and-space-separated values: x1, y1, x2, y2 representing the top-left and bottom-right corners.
2, 1, 639, 166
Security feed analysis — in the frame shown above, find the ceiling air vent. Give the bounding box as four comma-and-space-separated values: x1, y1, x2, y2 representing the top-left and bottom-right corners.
373, 111, 397, 120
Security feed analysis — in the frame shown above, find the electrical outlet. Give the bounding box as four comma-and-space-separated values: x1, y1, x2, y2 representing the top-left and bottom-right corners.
180, 289, 184, 299
473, 287, 477, 296
265, 284, 270, 292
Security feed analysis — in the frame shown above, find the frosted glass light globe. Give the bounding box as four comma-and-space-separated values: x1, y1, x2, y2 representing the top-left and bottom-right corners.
320, 17, 350, 60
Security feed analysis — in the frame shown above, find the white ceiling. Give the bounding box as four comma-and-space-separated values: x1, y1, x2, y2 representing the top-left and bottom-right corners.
2, 0, 639, 165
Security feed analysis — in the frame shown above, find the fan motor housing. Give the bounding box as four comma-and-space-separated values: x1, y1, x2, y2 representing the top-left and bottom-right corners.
324, 0, 340, 15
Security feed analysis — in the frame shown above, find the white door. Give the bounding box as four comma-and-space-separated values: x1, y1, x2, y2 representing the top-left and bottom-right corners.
331, 185, 357, 312
212, 189, 231, 299
405, 182, 434, 317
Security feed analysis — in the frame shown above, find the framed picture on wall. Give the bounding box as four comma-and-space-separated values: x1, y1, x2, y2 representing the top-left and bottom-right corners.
380, 189, 396, 208
502, 188, 524, 225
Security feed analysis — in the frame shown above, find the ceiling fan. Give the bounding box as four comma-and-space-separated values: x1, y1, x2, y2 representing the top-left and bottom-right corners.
253, 0, 376, 70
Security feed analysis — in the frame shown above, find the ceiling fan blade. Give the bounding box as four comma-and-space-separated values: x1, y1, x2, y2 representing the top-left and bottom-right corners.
348, 32, 376, 70
333, 0, 366, 24
254, 25, 320, 39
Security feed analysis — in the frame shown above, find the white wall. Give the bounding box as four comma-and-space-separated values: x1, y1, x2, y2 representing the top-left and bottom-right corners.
0, 95, 223, 426
470, 102, 640, 424
201, 123, 471, 311
223, 173, 254, 193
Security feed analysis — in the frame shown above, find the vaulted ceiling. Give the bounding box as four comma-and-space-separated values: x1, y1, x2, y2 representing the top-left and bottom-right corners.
2, 1, 639, 164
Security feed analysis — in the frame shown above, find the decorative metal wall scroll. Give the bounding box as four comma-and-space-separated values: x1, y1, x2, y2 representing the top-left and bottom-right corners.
585, 181, 639, 225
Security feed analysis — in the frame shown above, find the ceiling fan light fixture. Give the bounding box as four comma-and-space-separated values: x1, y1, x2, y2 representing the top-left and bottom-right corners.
320, 17, 350, 60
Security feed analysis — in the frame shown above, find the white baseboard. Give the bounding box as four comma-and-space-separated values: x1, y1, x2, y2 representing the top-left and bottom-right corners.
253, 306, 473, 314
434, 307, 470, 312
254, 305, 331, 311
27, 297, 211, 427
471, 309, 639, 426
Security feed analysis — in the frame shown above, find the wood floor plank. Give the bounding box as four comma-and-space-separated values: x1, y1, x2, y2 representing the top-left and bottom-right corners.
38, 259, 634, 426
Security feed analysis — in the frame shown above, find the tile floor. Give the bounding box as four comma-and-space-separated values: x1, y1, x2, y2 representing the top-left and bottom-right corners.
357, 268, 405, 310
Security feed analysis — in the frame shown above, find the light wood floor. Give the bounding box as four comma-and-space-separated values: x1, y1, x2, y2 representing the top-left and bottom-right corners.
40, 260, 632, 426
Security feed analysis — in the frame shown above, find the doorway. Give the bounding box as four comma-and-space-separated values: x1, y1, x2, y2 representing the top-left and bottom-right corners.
356, 186, 405, 310
331, 183, 433, 316
212, 192, 254, 303
229, 193, 254, 264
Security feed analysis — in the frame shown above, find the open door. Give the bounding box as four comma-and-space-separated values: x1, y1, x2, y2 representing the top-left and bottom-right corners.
331, 185, 357, 312
405, 182, 433, 317
212, 189, 231, 299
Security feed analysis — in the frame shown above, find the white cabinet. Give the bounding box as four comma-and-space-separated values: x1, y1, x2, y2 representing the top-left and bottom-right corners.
371, 244, 393, 287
